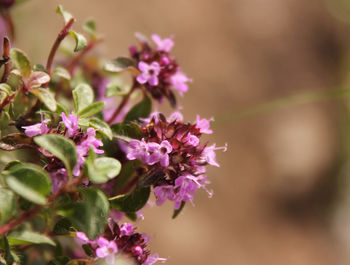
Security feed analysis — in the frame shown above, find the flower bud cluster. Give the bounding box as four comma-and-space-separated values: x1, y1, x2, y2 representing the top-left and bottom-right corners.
124, 112, 226, 209
76, 221, 166, 265
130, 34, 192, 106
22, 113, 104, 192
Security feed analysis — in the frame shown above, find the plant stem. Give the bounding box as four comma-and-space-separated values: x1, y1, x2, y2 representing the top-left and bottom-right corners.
0, 174, 86, 236
46, 18, 75, 76
107, 85, 137, 125
1, 9, 14, 40
66, 38, 103, 75
0, 206, 40, 235
1, 37, 10, 83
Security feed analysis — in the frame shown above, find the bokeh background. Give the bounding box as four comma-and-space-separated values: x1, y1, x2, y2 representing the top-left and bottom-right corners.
10, 0, 350, 264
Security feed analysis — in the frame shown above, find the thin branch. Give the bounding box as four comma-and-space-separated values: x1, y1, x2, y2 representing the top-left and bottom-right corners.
107, 85, 137, 125
46, 18, 75, 76
66, 38, 103, 75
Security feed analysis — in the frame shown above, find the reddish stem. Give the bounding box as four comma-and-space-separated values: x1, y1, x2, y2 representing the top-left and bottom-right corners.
66, 38, 103, 75
0, 174, 85, 236
107, 85, 137, 125
1, 9, 14, 40
46, 18, 75, 76
0, 206, 39, 235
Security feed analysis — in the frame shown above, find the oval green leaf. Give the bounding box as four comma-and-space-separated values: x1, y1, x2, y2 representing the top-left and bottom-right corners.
34, 134, 77, 176
4, 163, 51, 205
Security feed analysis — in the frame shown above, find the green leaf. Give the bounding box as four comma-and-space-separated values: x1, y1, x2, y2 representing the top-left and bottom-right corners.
0, 188, 17, 225
34, 134, 77, 176
0, 83, 11, 95
88, 117, 113, 140
104, 57, 139, 74
56, 102, 68, 116
82, 19, 97, 39
78, 102, 105, 118
57, 187, 109, 240
69, 31, 87, 52
53, 218, 73, 235
3, 236, 14, 265
72, 83, 94, 113
0, 111, 10, 130
0, 84, 11, 106
111, 122, 143, 142
110, 187, 150, 213
32, 88, 57, 112
3, 163, 51, 205
10, 48, 31, 77
113, 160, 141, 193
26, 71, 50, 89
172, 201, 185, 219
10, 90, 37, 120
124, 94, 152, 122
56, 5, 73, 24
52, 67, 71, 80
105, 81, 130, 97
85, 151, 121, 184
8, 231, 56, 246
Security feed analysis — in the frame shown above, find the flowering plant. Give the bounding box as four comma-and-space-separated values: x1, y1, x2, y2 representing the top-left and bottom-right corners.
0, 3, 225, 265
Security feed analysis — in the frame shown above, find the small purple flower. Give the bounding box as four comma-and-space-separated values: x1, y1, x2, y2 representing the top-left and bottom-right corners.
173, 174, 200, 209
201, 143, 227, 167
76, 232, 90, 244
195, 115, 213, 134
22, 118, 50, 137
49, 168, 67, 193
158, 140, 172, 167
61, 112, 78, 138
120, 223, 134, 236
185, 133, 199, 147
96, 237, 118, 264
170, 70, 192, 96
168, 111, 183, 122
73, 128, 104, 177
151, 34, 174, 53
137, 61, 161, 86
132, 245, 143, 256
144, 253, 167, 265
154, 185, 175, 206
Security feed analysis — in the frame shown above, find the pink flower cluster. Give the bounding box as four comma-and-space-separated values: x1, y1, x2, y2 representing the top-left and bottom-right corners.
76, 222, 166, 265
129, 34, 192, 106
124, 112, 226, 209
22, 113, 104, 192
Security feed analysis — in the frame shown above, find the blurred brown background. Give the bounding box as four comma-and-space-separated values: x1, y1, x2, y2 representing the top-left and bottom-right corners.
11, 0, 350, 264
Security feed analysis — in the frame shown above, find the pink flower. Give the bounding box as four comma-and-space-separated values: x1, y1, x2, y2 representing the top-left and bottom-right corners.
61, 112, 78, 138
22, 118, 50, 137
158, 140, 172, 167
76, 232, 90, 244
170, 70, 192, 96
154, 185, 175, 206
151, 34, 174, 52
95, 237, 118, 264
144, 253, 167, 265
137, 61, 161, 86
168, 111, 183, 122
50, 168, 67, 193
185, 133, 199, 147
73, 128, 104, 177
120, 223, 134, 236
195, 115, 213, 134
173, 174, 200, 209
201, 143, 227, 167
